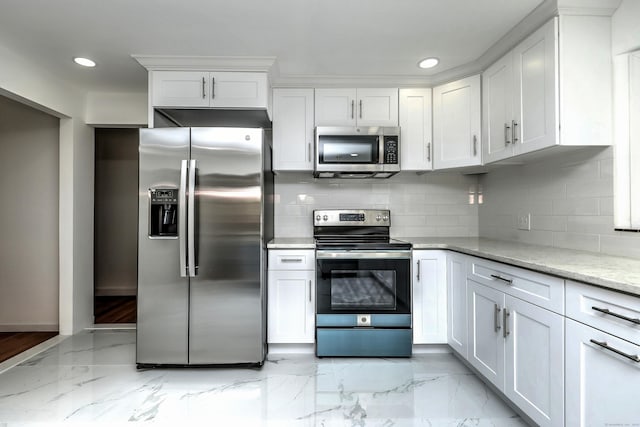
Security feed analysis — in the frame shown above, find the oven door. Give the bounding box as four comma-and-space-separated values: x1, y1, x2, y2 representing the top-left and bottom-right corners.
316, 251, 410, 315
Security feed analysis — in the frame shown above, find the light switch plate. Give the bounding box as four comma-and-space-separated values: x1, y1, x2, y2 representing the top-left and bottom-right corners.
517, 213, 531, 231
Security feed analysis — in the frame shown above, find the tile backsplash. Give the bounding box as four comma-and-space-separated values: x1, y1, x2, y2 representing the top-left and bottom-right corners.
478, 147, 640, 259
274, 172, 480, 238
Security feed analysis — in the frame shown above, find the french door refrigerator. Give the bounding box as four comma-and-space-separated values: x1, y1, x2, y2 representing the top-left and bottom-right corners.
137, 127, 273, 367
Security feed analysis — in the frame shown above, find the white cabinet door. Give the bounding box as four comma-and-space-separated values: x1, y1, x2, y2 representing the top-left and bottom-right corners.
209, 72, 269, 109
504, 295, 564, 427
467, 279, 505, 390
399, 88, 432, 171
267, 269, 315, 343
356, 88, 399, 127
315, 88, 398, 127
412, 250, 447, 344
151, 71, 210, 108
273, 88, 315, 171
566, 319, 640, 427
433, 75, 481, 169
512, 19, 558, 156
315, 88, 357, 126
482, 54, 514, 163
447, 252, 468, 358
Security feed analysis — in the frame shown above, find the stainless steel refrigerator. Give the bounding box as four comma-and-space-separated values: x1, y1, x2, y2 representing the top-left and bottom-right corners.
136, 127, 273, 367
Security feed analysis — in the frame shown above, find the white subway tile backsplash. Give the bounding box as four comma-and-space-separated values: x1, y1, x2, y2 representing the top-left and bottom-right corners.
274, 172, 478, 238
479, 147, 640, 259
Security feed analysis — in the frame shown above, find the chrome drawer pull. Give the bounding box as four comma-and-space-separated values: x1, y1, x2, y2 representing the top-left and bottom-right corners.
591, 306, 640, 325
590, 339, 640, 363
281, 258, 303, 263
490, 274, 513, 285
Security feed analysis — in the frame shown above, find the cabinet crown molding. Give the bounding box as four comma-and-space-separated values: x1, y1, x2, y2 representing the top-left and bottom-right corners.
132, 55, 277, 73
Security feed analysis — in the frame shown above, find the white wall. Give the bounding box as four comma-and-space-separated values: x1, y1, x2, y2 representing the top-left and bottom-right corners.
0, 42, 93, 334
85, 92, 147, 127
612, 0, 640, 55
274, 172, 479, 238
0, 96, 59, 331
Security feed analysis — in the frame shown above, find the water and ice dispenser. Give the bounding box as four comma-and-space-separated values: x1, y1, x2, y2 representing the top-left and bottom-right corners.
149, 188, 178, 237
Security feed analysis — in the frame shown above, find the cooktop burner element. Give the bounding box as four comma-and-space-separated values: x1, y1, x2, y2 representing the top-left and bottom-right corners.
313, 209, 411, 251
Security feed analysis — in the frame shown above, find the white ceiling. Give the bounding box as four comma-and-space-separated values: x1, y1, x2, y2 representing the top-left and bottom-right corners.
0, 0, 547, 93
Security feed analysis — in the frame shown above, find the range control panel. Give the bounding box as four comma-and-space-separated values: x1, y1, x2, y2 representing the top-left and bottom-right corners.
314, 209, 390, 227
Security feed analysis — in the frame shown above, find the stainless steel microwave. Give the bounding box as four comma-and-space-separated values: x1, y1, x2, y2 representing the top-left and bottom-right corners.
314, 126, 400, 178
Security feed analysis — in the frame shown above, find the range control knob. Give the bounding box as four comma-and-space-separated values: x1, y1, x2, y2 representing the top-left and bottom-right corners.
383, 215, 389, 222
376, 215, 382, 221
316, 215, 321, 221
323, 215, 328, 221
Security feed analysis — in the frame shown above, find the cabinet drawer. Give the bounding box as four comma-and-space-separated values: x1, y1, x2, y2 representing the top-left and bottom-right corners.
268, 250, 315, 270
468, 257, 564, 314
566, 280, 640, 345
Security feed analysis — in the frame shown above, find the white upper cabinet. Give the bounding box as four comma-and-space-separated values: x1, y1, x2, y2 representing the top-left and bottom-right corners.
614, 49, 640, 231
399, 88, 433, 171
272, 88, 315, 171
483, 15, 612, 164
315, 88, 398, 127
432, 75, 482, 169
150, 71, 269, 110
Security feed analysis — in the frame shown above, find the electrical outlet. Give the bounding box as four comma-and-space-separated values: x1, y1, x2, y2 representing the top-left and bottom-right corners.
517, 213, 531, 231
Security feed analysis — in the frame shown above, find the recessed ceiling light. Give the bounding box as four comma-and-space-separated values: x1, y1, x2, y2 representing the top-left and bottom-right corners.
73, 57, 96, 67
418, 57, 439, 69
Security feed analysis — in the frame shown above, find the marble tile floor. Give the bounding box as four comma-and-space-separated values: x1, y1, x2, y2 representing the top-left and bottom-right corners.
0, 330, 528, 427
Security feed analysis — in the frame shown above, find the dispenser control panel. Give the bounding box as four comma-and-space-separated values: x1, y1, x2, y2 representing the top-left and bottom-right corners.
150, 189, 178, 204
149, 188, 178, 238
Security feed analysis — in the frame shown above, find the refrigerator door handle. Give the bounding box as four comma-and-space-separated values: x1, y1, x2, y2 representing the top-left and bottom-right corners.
179, 160, 188, 277
188, 159, 197, 277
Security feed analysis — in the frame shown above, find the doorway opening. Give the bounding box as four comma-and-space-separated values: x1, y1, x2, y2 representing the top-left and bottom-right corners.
0, 95, 60, 363
94, 128, 139, 324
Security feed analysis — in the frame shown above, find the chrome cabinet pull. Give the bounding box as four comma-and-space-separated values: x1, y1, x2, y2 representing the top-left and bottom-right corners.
416, 260, 420, 281
281, 258, 303, 263
512, 120, 518, 143
473, 135, 478, 156
590, 339, 640, 363
211, 77, 215, 99
351, 100, 355, 119
308, 143, 312, 163
309, 280, 312, 302
491, 274, 513, 285
427, 142, 431, 162
504, 123, 511, 145
494, 304, 502, 332
503, 309, 510, 338
591, 306, 640, 325
359, 100, 363, 119
202, 77, 206, 99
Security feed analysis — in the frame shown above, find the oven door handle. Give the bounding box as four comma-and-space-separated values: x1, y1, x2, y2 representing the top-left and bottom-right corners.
316, 250, 411, 259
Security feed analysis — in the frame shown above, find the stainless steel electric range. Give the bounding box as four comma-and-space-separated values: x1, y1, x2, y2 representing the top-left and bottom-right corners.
314, 209, 412, 357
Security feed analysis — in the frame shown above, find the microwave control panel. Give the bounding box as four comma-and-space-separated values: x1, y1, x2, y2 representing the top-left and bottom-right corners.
383, 136, 399, 164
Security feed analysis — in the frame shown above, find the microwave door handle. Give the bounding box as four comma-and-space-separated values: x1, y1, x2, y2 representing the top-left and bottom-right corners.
379, 135, 384, 164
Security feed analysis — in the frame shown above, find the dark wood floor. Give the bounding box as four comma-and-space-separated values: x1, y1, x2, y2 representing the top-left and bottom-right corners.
0, 331, 58, 364
94, 295, 137, 324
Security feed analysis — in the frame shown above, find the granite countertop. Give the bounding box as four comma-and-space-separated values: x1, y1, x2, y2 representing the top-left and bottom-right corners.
267, 236, 640, 297
406, 237, 640, 297
267, 238, 316, 249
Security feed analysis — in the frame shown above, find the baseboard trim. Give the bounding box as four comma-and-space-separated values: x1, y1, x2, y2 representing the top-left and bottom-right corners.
267, 343, 315, 354
412, 344, 451, 354
0, 324, 59, 332
94, 289, 137, 297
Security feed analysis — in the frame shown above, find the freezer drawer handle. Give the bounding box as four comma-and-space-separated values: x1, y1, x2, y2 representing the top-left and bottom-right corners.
590, 339, 640, 363
491, 274, 513, 285
591, 306, 640, 325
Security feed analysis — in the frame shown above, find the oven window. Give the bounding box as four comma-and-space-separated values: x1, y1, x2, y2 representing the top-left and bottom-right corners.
319, 135, 379, 163
330, 270, 396, 310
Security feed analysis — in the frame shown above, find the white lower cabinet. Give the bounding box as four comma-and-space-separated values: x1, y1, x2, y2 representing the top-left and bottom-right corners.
267, 250, 315, 344
565, 319, 640, 427
447, 252, 468, 357
412, 250, 447, 344
466, 270, 564, 426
